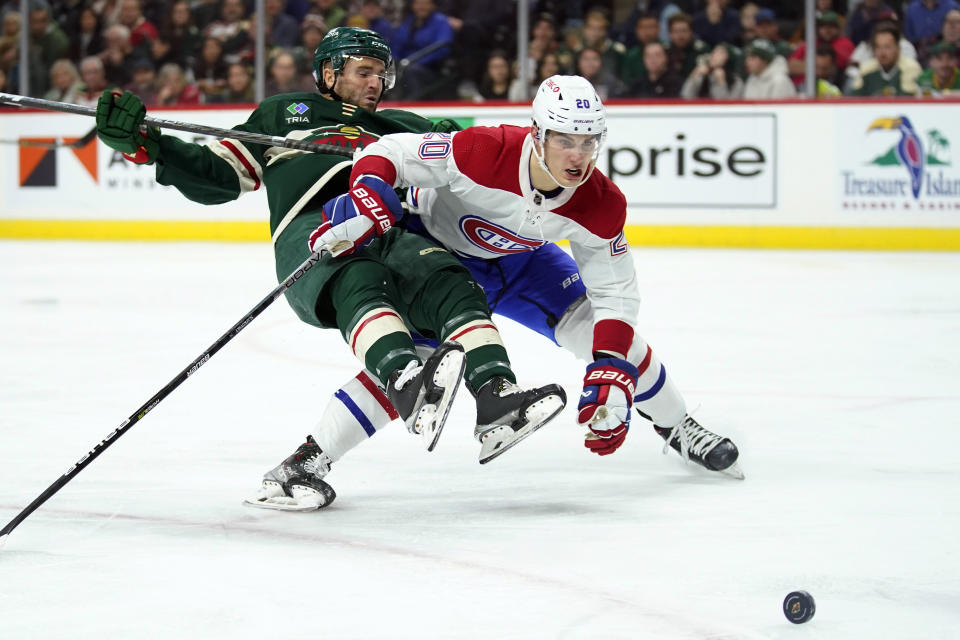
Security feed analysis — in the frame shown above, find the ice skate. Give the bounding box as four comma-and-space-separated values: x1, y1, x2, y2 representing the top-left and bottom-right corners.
388, 341, 466, 451
243, 435, 336, 511
474, 377, 567, 464
655, 415, 744, 479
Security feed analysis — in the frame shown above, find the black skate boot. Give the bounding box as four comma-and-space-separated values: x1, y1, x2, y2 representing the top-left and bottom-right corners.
474, 376, 567, 464
387, 341, 466, 451
243, 435, 337, 511
655, 415, 744, 479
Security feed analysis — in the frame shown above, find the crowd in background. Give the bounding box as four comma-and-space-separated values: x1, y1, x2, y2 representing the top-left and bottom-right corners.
1, 0, 959, 107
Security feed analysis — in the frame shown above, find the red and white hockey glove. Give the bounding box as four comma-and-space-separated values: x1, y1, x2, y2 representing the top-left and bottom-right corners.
577, 358, 639, 456
308, 176, 402, 257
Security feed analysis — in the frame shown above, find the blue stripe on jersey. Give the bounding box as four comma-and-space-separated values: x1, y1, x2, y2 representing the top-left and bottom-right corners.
634, 364, 666, 402
335, 389, 377, 437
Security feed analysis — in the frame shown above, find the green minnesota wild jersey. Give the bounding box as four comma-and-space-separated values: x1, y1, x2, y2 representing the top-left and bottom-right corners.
153, 92, 441, 238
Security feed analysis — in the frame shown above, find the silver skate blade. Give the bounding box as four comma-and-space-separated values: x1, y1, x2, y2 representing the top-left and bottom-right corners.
478, 394, 565, 464
719, 461, 745, 480
242, 480, 334, 511
419, 349, 466, 452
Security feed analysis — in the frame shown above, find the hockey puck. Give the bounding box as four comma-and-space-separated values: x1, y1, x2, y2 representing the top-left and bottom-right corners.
783, 591, 815, 624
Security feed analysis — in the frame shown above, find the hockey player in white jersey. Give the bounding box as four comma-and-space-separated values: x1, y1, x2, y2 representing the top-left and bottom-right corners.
250, 75, 742, 510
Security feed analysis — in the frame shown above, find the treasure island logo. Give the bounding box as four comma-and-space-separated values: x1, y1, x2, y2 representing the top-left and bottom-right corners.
841, 115, 959, 211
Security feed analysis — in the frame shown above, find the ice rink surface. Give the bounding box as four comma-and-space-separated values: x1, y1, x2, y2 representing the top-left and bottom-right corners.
1, 241, 958, 639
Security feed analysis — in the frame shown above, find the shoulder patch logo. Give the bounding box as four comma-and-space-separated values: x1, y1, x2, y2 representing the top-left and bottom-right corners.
286, 102, 309, 115
610, 231, 627, 256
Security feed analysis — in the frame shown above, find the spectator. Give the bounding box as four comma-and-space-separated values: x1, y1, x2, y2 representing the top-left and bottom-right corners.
69, 7, 105, 61
789, 11, 855, 86
905, 0, 960, 45
580, 8, 626, 77
916, 41, 960, 93
89, 0, 124, 29
681, 43, 744, 98
0, 11, 18, 75
691, 0, 741, 47
508, 49, 560, 102
626, 41, 681, 98
916, 8, 960, 64
356, 0, 393, 40
621, 12, 661, 87
266, 0, 300, 48
204, 0, 252, 64
74, 56, 113, 107
755, 9, 794, 58
308, 0, 346, 31
155, 62, 201, 104
477, 49, 511, 101
193, 35, 227, 99
265, 48, 311, 95
158, 0, 202, 68
666, 13, 709, 80
848, 15, 919, 88
206, 61, 254, 102
43, 58, 82, 103
815, 45, 843, 96
521, 15, 563, 78
572, 45, 623, 99
294, 15, 327, 78
119, 0, 158, 48
849, 25, 922, 95
847, 0, 895, 46
744, 38, 796, 98
789, 0, 848, 44
739, 2, 760, 43
124, 57, 158, 105
0, 66, 6, 92
100, 24, 136, 87
27, 4, 69, 96
391, 0, 454, 100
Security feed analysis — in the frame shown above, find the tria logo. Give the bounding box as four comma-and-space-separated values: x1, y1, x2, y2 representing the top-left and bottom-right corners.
866, 116, 951, 199
286, 102, 309, 115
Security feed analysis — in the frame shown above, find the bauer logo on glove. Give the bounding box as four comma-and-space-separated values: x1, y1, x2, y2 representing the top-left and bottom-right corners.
308, 175, 402, 257
578, 358, 639, 456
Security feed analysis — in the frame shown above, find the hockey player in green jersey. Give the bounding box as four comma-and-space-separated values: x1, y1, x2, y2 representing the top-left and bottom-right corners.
94, 27, 566, 510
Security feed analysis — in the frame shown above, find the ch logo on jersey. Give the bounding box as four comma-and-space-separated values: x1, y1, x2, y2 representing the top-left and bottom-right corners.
460, 215, 546, 254
610, 231, 627, 256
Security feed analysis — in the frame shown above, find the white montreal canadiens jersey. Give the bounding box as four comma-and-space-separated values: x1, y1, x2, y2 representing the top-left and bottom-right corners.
351, 124, 641, 343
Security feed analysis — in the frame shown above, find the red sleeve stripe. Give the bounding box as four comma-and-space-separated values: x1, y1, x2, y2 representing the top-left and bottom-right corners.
593, 319, 634, 360
220, 140, 261, 191
351, 155, 398, 186
355, 370, 400, 421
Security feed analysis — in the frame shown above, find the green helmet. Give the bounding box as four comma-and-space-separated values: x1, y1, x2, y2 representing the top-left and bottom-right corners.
312, 27, 396, 93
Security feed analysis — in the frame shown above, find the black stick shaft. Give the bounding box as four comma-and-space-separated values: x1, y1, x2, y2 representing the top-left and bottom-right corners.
0, 92, 354, 156
0, 251, 324, 543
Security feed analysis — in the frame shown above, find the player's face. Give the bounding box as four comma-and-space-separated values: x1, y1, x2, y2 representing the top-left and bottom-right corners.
327, 56, 387, 112
542, 131, 601, 187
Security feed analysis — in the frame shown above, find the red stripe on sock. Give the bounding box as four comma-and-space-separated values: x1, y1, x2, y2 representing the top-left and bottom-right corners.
356, 371, 400, 421
350, 310, 401, 354
636, 345, 653, 376
448, 323, 497, 343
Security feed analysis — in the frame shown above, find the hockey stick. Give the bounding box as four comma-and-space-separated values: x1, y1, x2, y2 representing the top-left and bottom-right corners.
0, 244, 347, 547
0, 92, 354, 157
0, 125, 98, 149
